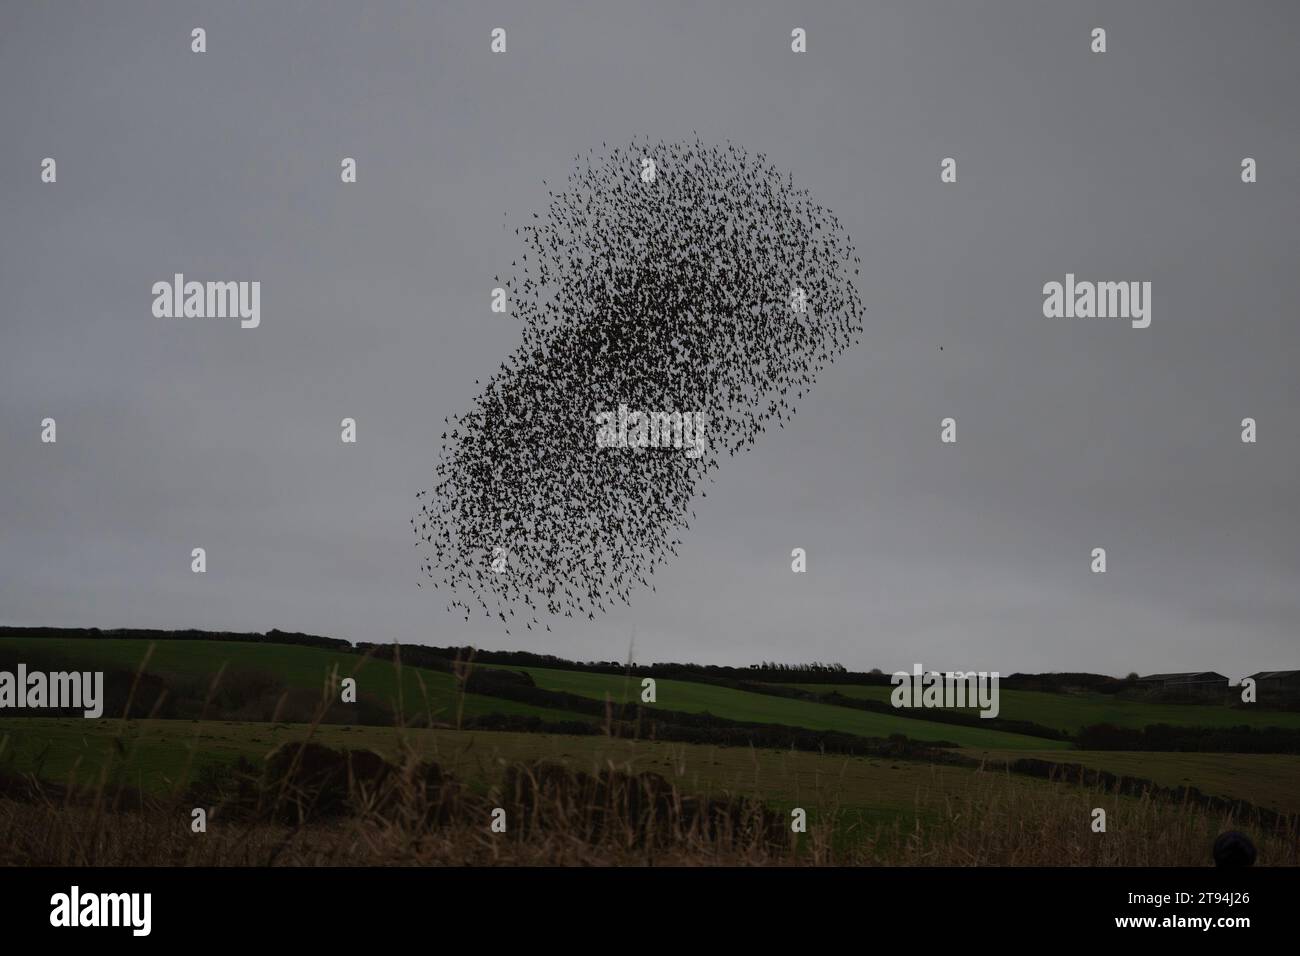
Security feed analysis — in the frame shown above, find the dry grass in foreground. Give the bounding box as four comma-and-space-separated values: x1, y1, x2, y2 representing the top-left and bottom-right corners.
3, 651, 1292, 867
0, 741, 1292, 866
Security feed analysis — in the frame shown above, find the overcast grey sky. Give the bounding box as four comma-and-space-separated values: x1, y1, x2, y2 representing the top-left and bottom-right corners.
2, 1, 1296, 677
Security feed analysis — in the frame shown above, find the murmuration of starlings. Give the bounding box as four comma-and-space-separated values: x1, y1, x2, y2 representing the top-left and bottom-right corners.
414, 136, 864, 633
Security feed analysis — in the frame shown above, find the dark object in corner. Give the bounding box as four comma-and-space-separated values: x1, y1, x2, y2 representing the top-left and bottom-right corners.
1212, 830, 1256, 867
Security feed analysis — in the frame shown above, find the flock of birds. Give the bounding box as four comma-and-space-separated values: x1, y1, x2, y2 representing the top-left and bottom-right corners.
414, 136, 864, 633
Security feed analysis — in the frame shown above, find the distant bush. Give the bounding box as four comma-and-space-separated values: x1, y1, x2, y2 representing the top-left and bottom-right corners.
1001, 672, 1134, 694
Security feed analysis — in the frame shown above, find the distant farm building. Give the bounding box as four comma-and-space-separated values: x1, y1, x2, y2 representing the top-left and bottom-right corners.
1137, 672, 1228, 695
1247, 670, 1300, 698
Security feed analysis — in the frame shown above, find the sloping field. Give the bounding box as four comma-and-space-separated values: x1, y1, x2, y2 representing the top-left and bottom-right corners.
0, 718, 1081, 823
6, 719, 1292, 828
967, 748, 1300, 817
785, 683, 1300, 734
514, 666, 1069, 751
0, 638, 1065, 748
4, 719, 1293, 867
0, 637, 593, 726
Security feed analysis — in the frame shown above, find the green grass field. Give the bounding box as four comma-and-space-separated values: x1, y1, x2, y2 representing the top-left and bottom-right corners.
0, 637, 1071, 750
9, 637, 1281, 752
3, 638, 1295, 868
0, 717, 1087, 826
514, 666, 1070, 750
5, 718, 1294, 829
5, 637, 1296, 821
0, 637, 593, 726
783, 683, 1300, 734
5, 718, 1293, 867
968, 748, 1300, 817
